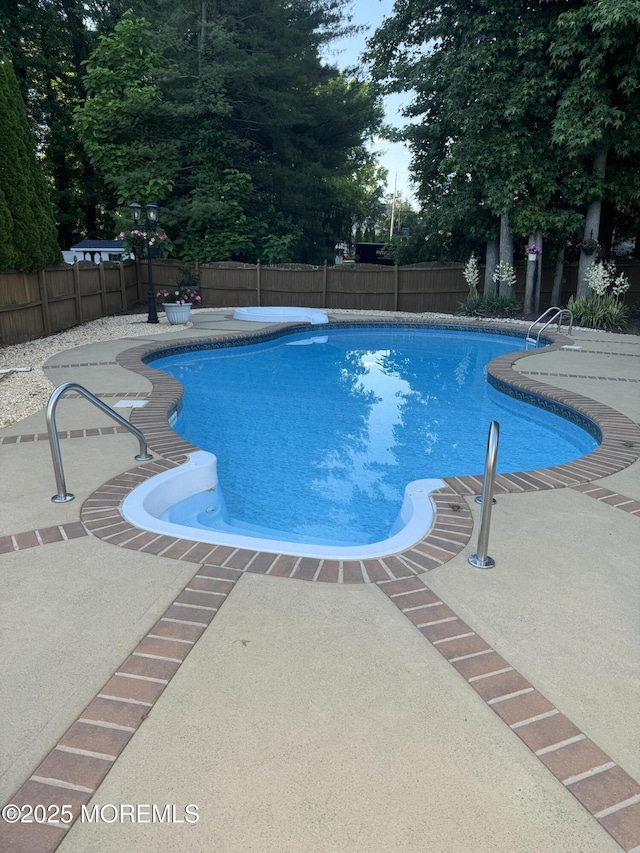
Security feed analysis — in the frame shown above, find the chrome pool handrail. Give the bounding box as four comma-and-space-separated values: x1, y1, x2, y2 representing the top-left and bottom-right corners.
46, 382, 153, 503
468, 421, 500, 569
526, 307, 573, 348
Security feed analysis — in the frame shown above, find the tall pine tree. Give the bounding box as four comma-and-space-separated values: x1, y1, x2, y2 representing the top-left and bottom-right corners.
76, 2, 383, 263
0, 56, 61, 271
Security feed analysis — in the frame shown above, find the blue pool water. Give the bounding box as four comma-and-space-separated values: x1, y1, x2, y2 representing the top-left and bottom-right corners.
152, 326, 598, 547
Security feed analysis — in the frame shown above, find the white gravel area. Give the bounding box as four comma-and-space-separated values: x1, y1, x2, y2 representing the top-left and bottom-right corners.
0, 314, 188, 430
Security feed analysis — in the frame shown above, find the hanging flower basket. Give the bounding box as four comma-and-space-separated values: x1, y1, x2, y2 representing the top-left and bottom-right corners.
118, 228, 168, 259
527, 253, 538, 262
163, 303, 192, 324
577, 238, 601, 256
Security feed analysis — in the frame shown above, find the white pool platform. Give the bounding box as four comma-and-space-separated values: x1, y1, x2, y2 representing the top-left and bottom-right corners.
122, 450, 445, 560
233, 306, 329, 325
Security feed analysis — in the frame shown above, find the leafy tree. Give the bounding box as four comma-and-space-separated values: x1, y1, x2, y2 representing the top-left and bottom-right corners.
550, 1, 640, 295
366, 0, 563, 291
336, 158, 387, 245
75, 16, 178, 206
367, 0, 640, 299
0, 56, 61, 271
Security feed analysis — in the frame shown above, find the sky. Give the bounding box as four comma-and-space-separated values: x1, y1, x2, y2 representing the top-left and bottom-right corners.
322, 0, 417, 204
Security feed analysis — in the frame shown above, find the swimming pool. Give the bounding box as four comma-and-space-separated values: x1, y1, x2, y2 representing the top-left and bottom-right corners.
123, 324, 599, 556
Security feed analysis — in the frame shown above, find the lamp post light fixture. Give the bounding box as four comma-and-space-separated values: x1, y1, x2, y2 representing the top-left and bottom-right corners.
129, 200, 160, 324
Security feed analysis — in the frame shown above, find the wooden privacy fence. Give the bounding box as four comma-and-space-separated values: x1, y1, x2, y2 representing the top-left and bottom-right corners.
0, 260, 141, 346
2, 258, 640, 346
198, 262, 471, 313
196, 260, 640, 314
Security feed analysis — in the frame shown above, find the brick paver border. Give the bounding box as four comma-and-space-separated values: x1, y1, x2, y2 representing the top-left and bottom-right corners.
116, 318, 640, 486
2, 319, 640, 852
6, 319, 639, 570
3, 555, 640, 851
378, 575, 640, 852
67, 320, 637, 580
0, 562, 242, 853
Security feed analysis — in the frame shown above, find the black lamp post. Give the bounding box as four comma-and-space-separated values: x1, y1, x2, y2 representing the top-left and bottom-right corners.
130, 200, 160, 324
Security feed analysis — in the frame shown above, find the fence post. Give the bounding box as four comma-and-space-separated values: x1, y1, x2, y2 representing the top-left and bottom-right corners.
98, 260, 107, 314
394, 264, 399, 312
73, 259, 83, 324
118, 261, 127, 310
37, 269, 51, 337
256, 259, 261, 306
322, 260, 327, 308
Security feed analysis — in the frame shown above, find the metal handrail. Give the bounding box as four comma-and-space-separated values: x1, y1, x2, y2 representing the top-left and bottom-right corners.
46, 382, 153, 503
526, 307, 573, 348
468, 421, 499, 569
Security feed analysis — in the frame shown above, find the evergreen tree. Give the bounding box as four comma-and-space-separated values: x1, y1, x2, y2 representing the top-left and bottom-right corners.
0, 56, 61, 271
76, 1, 383, 263
0, 0, 123, 246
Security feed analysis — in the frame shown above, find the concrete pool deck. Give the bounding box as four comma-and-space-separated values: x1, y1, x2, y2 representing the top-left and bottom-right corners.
1, 310, 639, 852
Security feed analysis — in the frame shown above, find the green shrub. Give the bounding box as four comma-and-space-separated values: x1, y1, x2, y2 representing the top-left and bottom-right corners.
567, 294, 629, 331
175, 261, 198, 289
457, 294, 523, 318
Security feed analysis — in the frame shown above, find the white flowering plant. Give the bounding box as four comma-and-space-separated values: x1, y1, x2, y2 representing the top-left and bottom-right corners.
463, 253, 480, 297
492, 261, 517, 291
585, 261, 630, 298
568, 260, 631, 330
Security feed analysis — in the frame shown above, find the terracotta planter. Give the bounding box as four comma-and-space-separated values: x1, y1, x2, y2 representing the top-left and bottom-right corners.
163, 303, 192, 324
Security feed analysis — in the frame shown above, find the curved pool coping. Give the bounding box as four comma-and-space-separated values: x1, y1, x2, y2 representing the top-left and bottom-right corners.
79, 318, 640, 582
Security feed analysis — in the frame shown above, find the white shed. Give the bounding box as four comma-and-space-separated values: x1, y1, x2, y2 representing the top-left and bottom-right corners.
63, 239, 128, 264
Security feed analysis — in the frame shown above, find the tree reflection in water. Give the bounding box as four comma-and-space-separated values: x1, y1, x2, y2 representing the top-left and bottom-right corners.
153, 328, 596, 546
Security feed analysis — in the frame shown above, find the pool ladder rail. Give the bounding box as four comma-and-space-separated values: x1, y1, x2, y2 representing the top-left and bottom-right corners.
47, 382, 153, 503
469, 421, 500, 569
526, 307, 573, 348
